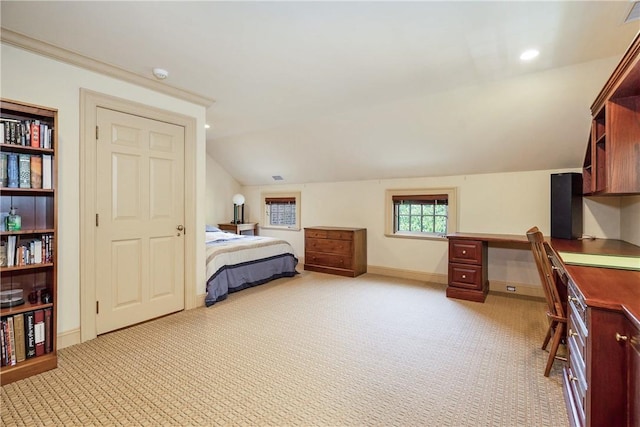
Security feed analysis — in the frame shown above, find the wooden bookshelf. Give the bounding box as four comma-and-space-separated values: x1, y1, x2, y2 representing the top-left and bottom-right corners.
0, 99, 58, 384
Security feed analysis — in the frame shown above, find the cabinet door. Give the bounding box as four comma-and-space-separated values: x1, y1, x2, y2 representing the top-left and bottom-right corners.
629, 324, 640, 427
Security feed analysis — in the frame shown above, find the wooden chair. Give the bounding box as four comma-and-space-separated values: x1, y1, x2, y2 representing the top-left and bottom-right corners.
526, 226, 567, 377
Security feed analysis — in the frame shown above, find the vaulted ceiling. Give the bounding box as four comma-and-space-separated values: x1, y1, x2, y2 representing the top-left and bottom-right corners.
2, 1, 638, 185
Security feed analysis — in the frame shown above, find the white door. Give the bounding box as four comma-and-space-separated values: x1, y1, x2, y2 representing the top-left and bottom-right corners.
95, 107, 185, 334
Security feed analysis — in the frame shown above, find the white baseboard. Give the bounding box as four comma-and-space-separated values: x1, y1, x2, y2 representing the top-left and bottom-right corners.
57, 328, 81, 349
489, 280, 544, 299
366, 265, 448, 285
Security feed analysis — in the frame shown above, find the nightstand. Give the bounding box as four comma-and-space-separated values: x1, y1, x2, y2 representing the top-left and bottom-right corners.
218, 222, 258, 236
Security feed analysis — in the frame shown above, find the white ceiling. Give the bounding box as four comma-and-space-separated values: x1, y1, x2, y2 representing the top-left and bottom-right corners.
2, 1, 639, 186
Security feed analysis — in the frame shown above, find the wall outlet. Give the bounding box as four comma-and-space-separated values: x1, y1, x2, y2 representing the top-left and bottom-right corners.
506, 285, 516, 292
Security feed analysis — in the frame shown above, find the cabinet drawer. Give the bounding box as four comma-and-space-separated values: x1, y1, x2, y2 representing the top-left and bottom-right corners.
566, 366, 587, 424
305, 238, 352, 255
568, 310, 587, 365
448, 240, 483, 264
305, 251, 353, 269
305, 229, 353, 240
448, 263, 483, 290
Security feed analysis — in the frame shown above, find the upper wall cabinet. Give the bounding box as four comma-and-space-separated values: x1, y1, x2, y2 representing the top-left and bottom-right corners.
583, 32, 640, 196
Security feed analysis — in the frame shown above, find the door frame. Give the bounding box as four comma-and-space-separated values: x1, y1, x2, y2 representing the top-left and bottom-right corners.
79, 89, 197, 342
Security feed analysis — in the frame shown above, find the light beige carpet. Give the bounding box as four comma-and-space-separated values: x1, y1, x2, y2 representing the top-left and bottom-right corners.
1, 271, 568, 426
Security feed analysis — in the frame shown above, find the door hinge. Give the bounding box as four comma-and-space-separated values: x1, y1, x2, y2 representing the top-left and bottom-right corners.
96, 213, 99, 226
96, 301, 99, 314
96, 125, 99, 140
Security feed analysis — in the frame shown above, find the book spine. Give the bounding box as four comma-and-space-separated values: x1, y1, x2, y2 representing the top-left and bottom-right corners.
44, 308, 52, 354
13, 313, 26, 363
24, 311, 36, 359
30, 121, 40, 148
18, 154, 31, 188
42, 154, 52, 189
6, 316, 16, 365
7, 153, 19, 188
0, 319, 6, 366
34, 309, 45, 357
0, 152, 7, 187
30, 155, 42, 189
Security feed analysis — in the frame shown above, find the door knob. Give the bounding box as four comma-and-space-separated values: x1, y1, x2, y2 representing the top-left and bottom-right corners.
176, 225, 184, 231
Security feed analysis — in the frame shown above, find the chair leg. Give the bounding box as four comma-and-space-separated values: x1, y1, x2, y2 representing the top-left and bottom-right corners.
541, 322, 553, 350
544, 322, 565, 377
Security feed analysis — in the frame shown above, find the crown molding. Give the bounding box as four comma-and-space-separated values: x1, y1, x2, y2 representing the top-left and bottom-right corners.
1, 27, 215, 107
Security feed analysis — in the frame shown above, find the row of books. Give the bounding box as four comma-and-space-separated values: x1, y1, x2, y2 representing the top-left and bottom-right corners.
0, 308, 53, 367
1, 235, 54, 268
0, 118, 53, 149
0, 153, 53, 189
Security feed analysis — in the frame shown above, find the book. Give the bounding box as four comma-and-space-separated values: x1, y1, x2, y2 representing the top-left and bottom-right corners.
30, 155, 42, 189
0, 152, 7, 187
7, 153, 19, 188
0, 319, 6, 366
42, 154, 52, 189
6, 235, 17, 267
18, 154, 31, 188
30, 121, 40, 148
13, 313, 26, 363
34, 309, 45, 357
44, 308, 52, 354
24, 311, 36, 359
6, 316, 16, 365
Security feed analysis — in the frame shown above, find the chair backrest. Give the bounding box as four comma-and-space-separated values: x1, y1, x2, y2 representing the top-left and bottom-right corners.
526, 226, 565, 319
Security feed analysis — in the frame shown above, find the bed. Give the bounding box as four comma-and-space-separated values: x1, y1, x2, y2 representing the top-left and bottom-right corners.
205, 228, 298, 307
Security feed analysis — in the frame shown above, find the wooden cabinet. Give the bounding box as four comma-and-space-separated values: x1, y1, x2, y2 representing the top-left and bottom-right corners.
446, 238, 488, 302
628, 316, 640, 427
218, 222, 258, 236
0, 99, 58, 384
304, 227, 366, 277
582, 33, 640, 195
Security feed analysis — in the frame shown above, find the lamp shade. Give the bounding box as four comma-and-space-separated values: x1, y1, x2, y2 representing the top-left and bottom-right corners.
232, 193, 245, 205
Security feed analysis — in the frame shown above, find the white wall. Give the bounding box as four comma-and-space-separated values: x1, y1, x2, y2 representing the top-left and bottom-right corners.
1, 44, 207, 339
205, 153, 242, 226
621, 195, 640, 246
239, 168, 617, 294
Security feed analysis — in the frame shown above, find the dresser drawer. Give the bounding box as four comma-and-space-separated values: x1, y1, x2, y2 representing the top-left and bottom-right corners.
305, 229, 353, 240
448, 240, 483, 264
305, 251, 353, 270
305, 237, 352, 255
565, 365, 587, 425
448, 263, 483, 290
568, 310, 587, 365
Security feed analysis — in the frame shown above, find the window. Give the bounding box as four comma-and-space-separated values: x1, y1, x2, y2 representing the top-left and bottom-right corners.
262, 192, 301, 230
385, 188, 457, 239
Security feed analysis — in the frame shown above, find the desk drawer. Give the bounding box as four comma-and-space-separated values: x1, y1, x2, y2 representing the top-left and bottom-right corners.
448, 263, 483, 290
449, 240, 483, 264
305, 238, 352, 255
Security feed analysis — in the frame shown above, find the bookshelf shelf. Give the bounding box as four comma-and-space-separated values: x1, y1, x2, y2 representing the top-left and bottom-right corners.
0, 99, 58, 385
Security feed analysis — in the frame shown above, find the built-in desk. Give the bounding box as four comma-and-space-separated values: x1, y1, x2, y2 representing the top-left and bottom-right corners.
447, 232, 640, 426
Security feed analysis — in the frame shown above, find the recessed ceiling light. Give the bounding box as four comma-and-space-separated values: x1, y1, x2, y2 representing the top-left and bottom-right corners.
152, 67, 169, 79
204, 124, 211, 129
520, 49, 539, 61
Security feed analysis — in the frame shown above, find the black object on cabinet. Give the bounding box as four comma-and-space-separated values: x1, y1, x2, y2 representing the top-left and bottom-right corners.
551, 173, 583, 239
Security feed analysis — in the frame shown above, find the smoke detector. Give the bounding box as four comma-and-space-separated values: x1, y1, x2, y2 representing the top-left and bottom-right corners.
152, 68, 169, 80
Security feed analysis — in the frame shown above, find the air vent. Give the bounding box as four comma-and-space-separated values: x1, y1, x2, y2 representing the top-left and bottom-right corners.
272, 175, 284, 181
625, 1, 640, 23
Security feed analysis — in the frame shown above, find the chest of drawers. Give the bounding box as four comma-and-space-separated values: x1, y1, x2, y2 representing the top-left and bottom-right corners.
446, 238, 488, 302
304, 227, 367, 277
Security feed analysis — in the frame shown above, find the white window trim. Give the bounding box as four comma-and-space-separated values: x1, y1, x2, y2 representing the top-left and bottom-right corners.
261, 191, 301, 231
384, 187, 457, 240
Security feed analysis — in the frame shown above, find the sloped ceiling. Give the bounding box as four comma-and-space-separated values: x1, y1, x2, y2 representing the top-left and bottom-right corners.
1, 1, 638, 185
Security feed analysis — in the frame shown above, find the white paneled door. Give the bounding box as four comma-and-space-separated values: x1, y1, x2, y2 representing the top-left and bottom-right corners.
95, 108, 185, 334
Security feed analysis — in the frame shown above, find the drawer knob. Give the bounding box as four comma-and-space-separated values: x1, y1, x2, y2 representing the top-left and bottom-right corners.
568, 329, 577, 337
462, 250, 467, 254
615, 333, 628, 342
568, 374, 578, 382
461, 274, 466, 279
568, 296, 578, 303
